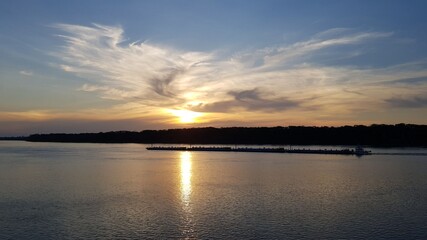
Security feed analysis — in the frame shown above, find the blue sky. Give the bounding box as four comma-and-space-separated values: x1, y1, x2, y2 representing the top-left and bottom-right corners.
1, 0, 427, 135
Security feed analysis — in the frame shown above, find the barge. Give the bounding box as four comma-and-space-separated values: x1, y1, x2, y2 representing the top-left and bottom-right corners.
146, 146, 371, 156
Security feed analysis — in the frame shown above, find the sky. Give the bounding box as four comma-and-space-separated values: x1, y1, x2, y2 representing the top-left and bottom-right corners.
1, 0, 427, 136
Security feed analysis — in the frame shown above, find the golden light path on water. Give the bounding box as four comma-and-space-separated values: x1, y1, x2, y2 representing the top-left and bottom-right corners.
180, 151, 192, 204
179, 151, 195, 237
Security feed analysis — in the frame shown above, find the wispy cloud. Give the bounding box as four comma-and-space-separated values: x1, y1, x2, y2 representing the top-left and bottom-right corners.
51, 23, 427, 124
53, 23, 213, 105
250, 30, 393, 70
191, 88, 300, 112
386, 95, 427, 108
19, 70, 33, 76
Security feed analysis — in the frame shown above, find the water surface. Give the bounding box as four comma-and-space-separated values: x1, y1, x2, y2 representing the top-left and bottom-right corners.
0, 141, 426, 239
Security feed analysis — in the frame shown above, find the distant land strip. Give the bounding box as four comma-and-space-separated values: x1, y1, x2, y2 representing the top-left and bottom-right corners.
8, 124, 426, 147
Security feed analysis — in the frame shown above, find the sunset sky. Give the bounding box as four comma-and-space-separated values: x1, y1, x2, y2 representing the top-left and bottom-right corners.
1, 0, 427, 136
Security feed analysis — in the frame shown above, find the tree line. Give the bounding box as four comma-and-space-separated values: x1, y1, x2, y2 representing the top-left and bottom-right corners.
25, 124, 427, 147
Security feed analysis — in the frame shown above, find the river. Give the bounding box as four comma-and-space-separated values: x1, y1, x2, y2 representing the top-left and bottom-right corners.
0, 141, 426, 239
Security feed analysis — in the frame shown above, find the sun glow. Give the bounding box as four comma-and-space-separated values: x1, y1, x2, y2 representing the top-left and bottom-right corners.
169, 109, 202, 123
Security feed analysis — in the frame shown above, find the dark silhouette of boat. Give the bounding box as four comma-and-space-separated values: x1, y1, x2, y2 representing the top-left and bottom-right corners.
146, 146, 372, 155
354, 145, 371, 156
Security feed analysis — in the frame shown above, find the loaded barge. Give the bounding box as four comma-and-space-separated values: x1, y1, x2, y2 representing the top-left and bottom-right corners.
146, 145, 371, 156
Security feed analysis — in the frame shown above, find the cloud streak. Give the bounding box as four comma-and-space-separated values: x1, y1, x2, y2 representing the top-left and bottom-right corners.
51, 23, 427, 125
191, 88, 300, 112
386, 95, 427, 108
19, 70, 33, 76
53, 23, 213, 104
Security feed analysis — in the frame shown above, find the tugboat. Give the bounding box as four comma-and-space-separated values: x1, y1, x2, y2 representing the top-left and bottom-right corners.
354, 146, 371, 156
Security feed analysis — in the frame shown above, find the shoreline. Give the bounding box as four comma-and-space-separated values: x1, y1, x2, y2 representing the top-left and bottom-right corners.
1, 139, 426, 148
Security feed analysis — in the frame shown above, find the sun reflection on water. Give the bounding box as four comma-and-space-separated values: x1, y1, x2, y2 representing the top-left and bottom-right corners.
180, 151, 192, 204
179, 151, 195, 237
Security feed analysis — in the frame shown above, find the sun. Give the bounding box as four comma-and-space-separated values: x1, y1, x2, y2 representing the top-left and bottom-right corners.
169, 109, 202, 123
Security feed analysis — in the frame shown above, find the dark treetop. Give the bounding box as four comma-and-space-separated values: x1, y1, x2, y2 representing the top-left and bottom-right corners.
25, 124, 427, 147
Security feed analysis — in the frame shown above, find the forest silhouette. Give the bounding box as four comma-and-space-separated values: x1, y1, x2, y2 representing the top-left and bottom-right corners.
25, 124, 427, 147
